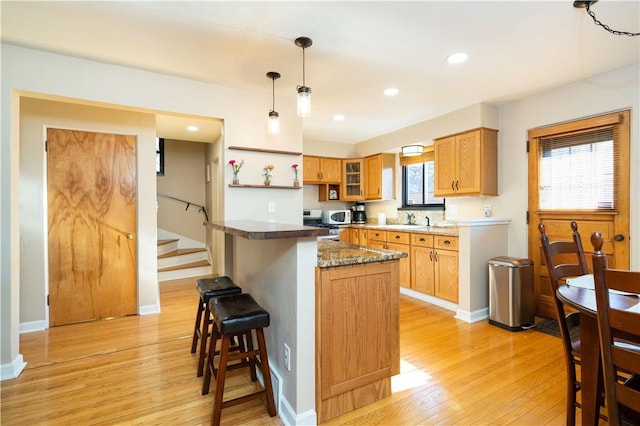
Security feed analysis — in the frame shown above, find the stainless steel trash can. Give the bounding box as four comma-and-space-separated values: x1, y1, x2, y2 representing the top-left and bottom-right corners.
488, 256, 535, 331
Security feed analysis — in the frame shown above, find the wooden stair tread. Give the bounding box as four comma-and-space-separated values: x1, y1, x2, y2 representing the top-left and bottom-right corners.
158, 239, 179, 246
158, 259, 210, 272
157, 248, 206, 259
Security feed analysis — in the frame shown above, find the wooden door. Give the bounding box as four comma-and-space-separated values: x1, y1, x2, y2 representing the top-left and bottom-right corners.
320, 158, 342, 183
528, 110, 630, 319
434, 249, 459, 302
434, 136, 457, 196
47, 128, 137, 326
456, 130, 481, 194
303, 155, 320, 183
342, 159, 365, 201
411, 245, 435, 294
365, 154, 381, 199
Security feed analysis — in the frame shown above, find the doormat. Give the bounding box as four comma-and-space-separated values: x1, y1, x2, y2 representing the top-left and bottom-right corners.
533, 318, 580, 341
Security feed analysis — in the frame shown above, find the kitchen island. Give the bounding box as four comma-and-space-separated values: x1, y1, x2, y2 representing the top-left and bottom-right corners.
315, 240, 405, 422
205, 221, 405, 425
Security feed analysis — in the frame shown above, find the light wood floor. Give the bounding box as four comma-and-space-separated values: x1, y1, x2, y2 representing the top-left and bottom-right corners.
2, 276, 577, 425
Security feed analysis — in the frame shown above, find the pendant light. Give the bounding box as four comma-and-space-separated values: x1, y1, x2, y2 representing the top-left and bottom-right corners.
266, 71, 281, 135
401, 145, 424, 157
295, 36, 313, 117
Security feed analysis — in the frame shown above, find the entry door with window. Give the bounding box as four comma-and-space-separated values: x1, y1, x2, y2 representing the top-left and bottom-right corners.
47, 128, 138, 326
528, 110, 630, 319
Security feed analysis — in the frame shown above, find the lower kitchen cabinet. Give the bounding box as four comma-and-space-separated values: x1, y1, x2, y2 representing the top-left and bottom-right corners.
410, 234, 435, 295
433, 236, 459, 302
367, 229, 387, 250
385, 232, 410, 288
410, 234, 459, 302
349, 227, 368, 246
367, 230, 410, 288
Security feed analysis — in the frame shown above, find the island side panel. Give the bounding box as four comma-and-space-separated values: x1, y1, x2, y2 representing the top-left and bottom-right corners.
315, 260, 400, 423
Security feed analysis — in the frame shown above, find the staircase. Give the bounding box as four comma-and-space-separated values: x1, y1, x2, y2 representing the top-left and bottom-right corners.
158, 239, 211, 282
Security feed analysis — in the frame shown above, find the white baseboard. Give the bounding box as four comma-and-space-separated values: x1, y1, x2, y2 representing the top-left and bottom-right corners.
455, 308, 489, 323
19, 320, 47, 334
399, 287, 458, 312
255, 364, 317, 426
139, 304, 161, 315
1, 355, 26, 381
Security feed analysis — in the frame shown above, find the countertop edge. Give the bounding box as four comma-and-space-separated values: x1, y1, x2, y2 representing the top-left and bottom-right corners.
204, 220, 329, 239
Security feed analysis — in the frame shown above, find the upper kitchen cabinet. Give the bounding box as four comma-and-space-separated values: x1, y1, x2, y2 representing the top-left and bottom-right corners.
434, 128, 498, 197
303, 156, 342, 184
365, 153, 395, 200
342, 158, 365, 201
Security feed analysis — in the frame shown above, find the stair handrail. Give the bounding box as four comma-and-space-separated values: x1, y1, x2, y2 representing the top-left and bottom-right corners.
157, 192, 209, 222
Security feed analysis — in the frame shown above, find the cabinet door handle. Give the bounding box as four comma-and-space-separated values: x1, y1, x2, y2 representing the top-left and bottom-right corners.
395, 235, 401, 239
443, 240, 451, 245
434, 252, 439, 261
455, 180, 459, 190
451, 181, 455, 190
419, 237, 425, 242
429, 252, 433, 261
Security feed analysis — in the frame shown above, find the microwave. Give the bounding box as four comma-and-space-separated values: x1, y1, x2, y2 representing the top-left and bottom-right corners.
323, 210, 351, 225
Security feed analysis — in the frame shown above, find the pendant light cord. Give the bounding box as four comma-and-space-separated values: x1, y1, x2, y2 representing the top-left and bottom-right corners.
302, 47, 306, 86
585, 2, 639, 37
272, 77, 275, 111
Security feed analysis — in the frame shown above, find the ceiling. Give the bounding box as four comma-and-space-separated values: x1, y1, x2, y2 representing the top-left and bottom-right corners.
2, 1, 638, 144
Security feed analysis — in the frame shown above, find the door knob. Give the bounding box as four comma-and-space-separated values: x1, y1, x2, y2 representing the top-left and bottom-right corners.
126, 233, 134, 240
614, 234, 625, 241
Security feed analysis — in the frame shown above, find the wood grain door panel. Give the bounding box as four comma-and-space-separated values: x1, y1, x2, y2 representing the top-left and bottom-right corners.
47, 128, 137, 326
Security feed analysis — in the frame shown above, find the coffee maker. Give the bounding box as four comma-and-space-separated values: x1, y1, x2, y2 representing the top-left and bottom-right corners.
351, 202, 367, 224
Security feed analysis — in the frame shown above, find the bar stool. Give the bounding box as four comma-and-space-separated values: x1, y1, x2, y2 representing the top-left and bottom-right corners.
202, 293, 277, 426
190, 276, 242, 377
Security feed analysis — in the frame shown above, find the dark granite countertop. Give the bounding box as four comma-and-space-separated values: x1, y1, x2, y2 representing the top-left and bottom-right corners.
317, 240, 408, 268
205, 220, 329, 240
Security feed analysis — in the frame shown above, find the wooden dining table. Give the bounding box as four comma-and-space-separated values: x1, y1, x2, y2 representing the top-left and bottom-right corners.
556, 283, 639, 426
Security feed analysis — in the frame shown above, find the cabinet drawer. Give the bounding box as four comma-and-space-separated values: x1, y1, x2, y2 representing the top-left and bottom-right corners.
368, 229, 387, 242
387, 231, 410, 245
411, 233, 434, 247
434, 236, 458, 251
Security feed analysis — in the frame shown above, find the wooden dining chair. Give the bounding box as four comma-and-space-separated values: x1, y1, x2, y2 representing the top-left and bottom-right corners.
538, 221, 590, 425
591, 231, 640, 426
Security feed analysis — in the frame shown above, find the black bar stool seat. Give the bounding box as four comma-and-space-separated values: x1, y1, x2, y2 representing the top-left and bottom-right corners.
202, 293, 276, 425
191, 276, 241, 377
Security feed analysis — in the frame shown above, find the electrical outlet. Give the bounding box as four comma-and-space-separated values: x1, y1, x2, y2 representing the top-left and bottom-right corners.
283, 343, 291, 371
268, 201, 276, 213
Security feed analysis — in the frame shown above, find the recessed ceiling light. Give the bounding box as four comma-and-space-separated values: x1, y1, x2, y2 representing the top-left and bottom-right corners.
333, 114, 346, 121
384, 87, 399, 96
447, 52, 468, 64
186, 125, 199, 132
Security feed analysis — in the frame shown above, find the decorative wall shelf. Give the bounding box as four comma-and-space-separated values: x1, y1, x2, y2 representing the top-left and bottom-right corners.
228, 146, 302, 156
228, 184, 302, 190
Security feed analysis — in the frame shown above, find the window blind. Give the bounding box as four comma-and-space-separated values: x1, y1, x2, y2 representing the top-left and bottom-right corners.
538, 126, 617, 210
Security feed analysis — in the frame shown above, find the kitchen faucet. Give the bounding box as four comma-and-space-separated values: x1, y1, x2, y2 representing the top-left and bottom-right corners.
406, 213, 415, 225
425, 216, 430, 227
